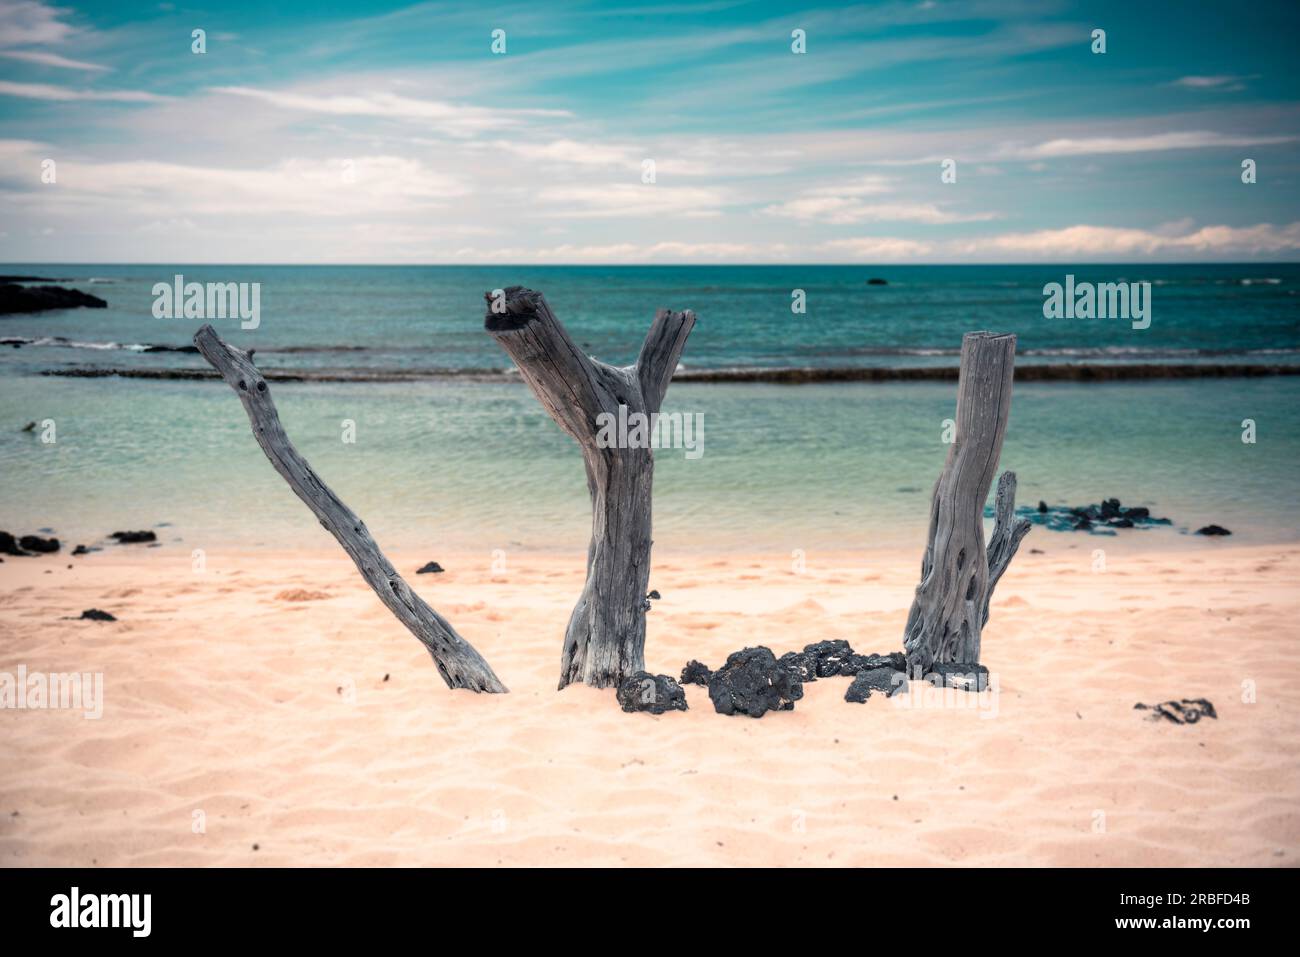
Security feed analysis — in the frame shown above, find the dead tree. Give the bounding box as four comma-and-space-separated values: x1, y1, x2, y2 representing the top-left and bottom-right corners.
194, 324, 507, 693
903, 331, 1030, 672
484, 286, 695, 689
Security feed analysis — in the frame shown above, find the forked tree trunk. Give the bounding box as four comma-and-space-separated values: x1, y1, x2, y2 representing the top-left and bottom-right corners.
903, 331, 1030, 673
194, 324, 507, 693
484, 287, 695, 689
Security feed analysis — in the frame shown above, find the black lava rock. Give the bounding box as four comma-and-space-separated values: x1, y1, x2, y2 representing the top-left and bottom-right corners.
1195, 525, 1231, 536
707, 646, 803, 718
110, 530, 157, 544
839, 651, 907, 676
845, 667, 909, 703
1134, 698, 1217, 724
866, 277, 888, 285
77, 609, 117, 622
680, 659, 712, 686
415, 561, 444, 574
616, 672, 688, 714
71, 545, 89, 555
777, 650, 816, 682
18, 535, 59, 553
0, 531, 24, 556
801, 639, 857, 678
1008, 497, 1172, 535
0, 283, 108, 315
924, 662, 990, 691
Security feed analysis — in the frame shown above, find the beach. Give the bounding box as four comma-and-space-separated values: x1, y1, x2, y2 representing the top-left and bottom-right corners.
2, 539, 1296, 867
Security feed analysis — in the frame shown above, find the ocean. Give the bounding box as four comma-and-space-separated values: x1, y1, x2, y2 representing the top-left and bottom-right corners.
2, 264, 1299, 554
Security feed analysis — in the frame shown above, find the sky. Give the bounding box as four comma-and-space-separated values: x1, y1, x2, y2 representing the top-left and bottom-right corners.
0, 0, 1297, 264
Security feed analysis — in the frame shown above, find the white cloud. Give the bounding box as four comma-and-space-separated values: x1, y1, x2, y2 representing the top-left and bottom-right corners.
1172, 75, 1254, 90
212, 86, 570, 137
532, 183, 729, 218
1007, 130, 1294, 159
0, 0, 75, 47
0, 49, 108, 71
765, 197, 994, 225
488, 138, 640, 169
451, 240, 778, 263
819, 236, 936, 259
0, 80, 166, 102
955, 222, 1300, 257
762, 174, 993, 225
3, 146, 467, 217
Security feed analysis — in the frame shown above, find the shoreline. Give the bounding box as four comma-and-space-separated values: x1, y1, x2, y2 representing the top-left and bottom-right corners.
32, 361, 1300, 384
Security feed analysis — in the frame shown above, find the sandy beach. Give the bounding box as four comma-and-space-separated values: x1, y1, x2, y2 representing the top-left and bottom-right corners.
1, 539, 1296, 867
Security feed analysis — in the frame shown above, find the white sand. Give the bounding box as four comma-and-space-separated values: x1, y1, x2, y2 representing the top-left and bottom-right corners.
1, 541, 1297, 866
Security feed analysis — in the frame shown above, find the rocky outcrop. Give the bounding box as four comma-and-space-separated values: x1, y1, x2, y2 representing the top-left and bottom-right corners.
845, 667, 909, 703
1134, 698, 1217, 724
1021, 497, 1171, 533
0, 283, 107, 315
616, 672, 688, 714
680, 660, 712, 686
110, 530, 156, 544
707, 646, 803, 718
1, 531, 60, 555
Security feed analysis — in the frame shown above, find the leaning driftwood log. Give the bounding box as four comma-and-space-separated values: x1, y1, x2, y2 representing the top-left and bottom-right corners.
193, 324, 507, 693
903, 331, 1030, 673
484, 287, 695, 689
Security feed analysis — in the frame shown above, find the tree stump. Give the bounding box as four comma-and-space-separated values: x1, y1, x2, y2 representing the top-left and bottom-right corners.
193, 324, 507, 693
902, 331, 1030, 673
484, 286, 695, 689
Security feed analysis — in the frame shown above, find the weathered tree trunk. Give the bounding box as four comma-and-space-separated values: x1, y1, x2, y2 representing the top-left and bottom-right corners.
484, 287, 695, 689
193, 324, 507, 693
903, 331, 1030, 673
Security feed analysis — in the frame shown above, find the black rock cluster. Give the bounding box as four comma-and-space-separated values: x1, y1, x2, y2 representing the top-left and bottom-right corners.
706, 647, 804, 718
1, 531, 60, 555
778, 640, 906, 682
616, 672, 688, 714
679, 660, 712, 685
1013, 498, 1233, 537
674, 640, 912, 717
845, 667, 908, 703
1134, 698, 1217, 724
76, 609, 117, 622
1015, 498, 1171, 534
110, 530, 157, 544
925, 662, 991, 691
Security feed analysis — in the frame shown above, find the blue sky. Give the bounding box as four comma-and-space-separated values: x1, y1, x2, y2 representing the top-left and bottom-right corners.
1, 0, 1297, 262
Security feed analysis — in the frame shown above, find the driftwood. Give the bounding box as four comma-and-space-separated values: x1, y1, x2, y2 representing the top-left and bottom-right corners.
484, 287, 695, 689
903, 331, 1030, 672
193, 324, 507, 693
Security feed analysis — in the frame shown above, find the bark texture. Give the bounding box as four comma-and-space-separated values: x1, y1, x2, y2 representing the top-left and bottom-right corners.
193, 324, 507, 693
484, 286, 695, 689
903, 331, 1029, 672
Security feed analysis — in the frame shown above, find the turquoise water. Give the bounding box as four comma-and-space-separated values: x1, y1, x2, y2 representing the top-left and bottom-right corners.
2, 265, 1298, 552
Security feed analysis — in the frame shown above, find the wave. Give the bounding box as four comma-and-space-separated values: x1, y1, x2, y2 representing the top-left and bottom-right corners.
826, 345, 1300, 359
0, 335, 196, 353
